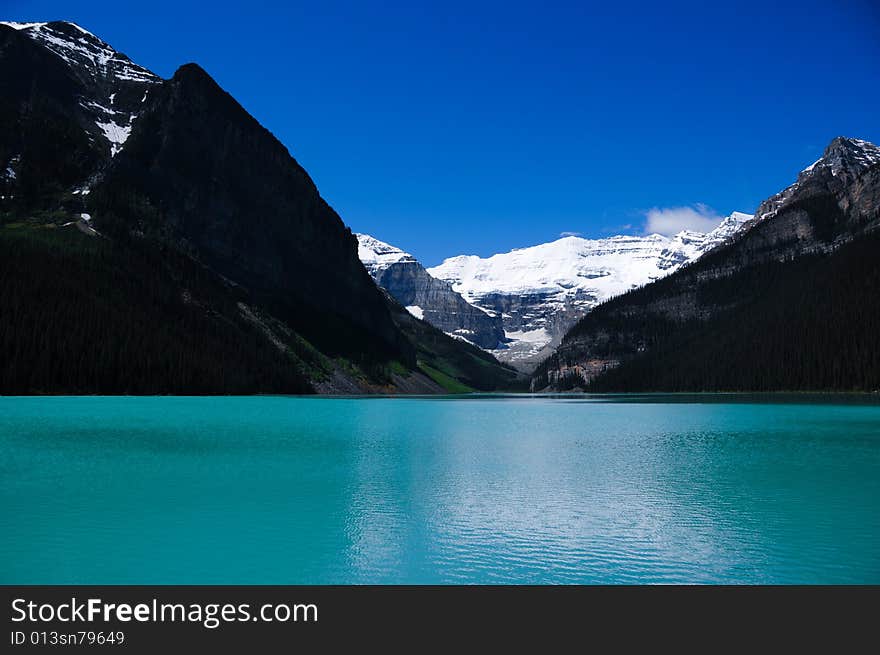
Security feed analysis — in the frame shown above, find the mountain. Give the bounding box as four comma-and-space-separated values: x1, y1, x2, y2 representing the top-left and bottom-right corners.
356, 233, 505, 349
0, 21, 159, 211
91, 61, 407, 360
0, 20, 516, 394
427, 213, 752, 370
533, 136, 880, 392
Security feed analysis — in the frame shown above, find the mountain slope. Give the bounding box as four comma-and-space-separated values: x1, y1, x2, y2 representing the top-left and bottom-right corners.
90, 62, 407, 363
0, 222, 319, 394
533, 137, 880, 392
0, 20, 515, 394
357, 233, 505, 349
383, 292, 523, 392
428, 213, 752, 369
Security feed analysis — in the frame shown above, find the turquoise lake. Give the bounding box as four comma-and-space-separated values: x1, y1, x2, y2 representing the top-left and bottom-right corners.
1, 395, 878, 584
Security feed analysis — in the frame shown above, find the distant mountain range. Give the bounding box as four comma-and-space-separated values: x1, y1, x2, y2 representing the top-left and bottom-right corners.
2, 20, 877, 394
359, 213, 752, 370
427, 212, 753, 369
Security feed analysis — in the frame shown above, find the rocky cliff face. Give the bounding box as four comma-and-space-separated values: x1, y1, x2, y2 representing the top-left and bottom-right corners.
357, 234, 505, 349
533, 136, 880, 392
428, 214, 752, 370
91, 62, 406, 360
754, 137, 880, 225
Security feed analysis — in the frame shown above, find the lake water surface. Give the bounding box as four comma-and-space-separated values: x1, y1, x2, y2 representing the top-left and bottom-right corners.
1, 394, 878, 584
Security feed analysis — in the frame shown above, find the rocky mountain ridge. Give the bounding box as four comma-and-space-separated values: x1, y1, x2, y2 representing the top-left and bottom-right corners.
533, 135, 880, 391
357, 233, 505, 349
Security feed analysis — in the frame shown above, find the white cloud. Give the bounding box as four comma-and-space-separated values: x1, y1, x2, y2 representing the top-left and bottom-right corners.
559, 231, 582, 237
644, 203, 723, 236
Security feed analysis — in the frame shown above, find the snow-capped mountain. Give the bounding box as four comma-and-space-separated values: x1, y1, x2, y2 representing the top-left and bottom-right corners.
358, 233, 419, 270
1, 21, 159, 162
357, 234, 505, 349
428, 213, 752, 369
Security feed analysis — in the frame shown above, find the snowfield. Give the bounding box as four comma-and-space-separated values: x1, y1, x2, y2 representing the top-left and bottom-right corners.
425, 212, 752, 366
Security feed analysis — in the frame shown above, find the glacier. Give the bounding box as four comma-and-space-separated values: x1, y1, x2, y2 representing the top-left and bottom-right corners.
427, 212, 753, 369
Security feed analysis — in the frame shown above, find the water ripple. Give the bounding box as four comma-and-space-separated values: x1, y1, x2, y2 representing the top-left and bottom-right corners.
1, 395, 878, 583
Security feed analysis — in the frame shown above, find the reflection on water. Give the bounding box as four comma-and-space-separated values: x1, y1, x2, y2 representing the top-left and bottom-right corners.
1, 395, 878, 583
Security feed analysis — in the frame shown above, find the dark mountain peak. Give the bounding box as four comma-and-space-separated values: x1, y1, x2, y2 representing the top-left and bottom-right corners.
167, 63, 229, 103
44, 20, 98, 39
172, 62, 211, 83
159, 59, 304, 179
94, 51, 407, 361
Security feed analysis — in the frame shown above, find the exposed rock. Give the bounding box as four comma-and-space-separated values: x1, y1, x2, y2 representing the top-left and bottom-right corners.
357, 234, 505, 349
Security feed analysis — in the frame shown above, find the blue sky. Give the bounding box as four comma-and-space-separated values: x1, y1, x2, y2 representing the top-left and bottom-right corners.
6, 0, 879, 265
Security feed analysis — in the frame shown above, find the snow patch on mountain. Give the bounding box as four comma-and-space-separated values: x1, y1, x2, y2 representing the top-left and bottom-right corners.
81, 99, 139, 155
3, 155, 19, 180
357, 233, 417, 271
405, 305, 424, 320
94, 117, 133, 156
